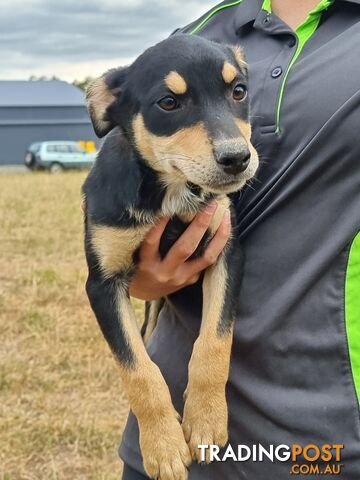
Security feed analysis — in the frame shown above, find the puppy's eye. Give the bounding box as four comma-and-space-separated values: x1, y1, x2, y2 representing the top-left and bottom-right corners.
233, 84, 247, 102
157, 96, 179, 111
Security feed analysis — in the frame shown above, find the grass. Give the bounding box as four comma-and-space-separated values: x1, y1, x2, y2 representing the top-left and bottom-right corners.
0, 171, 144, 480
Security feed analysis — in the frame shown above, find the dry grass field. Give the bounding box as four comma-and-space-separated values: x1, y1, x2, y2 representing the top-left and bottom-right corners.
0, 171, 144, 480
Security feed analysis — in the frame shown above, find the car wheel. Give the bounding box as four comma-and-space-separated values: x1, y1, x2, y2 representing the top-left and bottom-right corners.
25, 152, 36, 169
49, 162, 64, 174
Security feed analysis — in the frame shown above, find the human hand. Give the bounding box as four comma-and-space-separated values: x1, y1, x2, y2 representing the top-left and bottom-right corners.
129, 203, 231, 301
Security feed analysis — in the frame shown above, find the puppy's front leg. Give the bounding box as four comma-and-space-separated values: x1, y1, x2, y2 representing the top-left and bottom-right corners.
86, 273, 191, 480
182, 235, 242, 463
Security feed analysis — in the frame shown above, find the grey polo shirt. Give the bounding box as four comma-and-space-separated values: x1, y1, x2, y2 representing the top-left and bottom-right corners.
120, 1, 360, 478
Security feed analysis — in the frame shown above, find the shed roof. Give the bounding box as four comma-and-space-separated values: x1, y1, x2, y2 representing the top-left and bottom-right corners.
0, 80, 86, 107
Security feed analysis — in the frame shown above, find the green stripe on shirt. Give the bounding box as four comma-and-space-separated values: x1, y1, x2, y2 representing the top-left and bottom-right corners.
262, 0, 334, 133
345, 231, 360, 403
190, 0, 243, 35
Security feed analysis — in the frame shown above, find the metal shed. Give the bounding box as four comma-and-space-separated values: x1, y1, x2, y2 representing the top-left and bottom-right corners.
0, 80, 97, 165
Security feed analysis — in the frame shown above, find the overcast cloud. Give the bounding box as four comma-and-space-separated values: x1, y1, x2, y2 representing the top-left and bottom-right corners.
0, 0, 214, 81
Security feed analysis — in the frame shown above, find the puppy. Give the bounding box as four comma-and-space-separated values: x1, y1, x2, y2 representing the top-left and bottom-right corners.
83, 34, 258, 480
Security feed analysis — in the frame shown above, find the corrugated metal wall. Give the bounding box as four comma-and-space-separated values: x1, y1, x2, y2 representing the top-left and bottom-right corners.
0, 106, 97, 165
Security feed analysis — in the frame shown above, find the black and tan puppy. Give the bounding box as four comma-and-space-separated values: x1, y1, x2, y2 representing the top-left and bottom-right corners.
83, 34, 258, 480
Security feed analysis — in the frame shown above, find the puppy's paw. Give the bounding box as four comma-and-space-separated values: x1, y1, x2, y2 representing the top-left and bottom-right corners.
182, 387, 228, 464
140, 411, 191, 480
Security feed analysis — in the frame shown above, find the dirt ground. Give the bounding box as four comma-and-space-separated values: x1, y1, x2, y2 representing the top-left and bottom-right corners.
0, 171, 144, 480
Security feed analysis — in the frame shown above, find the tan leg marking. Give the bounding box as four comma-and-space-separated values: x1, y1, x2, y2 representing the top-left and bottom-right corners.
165, 71, 187, 95
182, 254, 233, 463
208, 195, 231, 236
90, 224, 151, 278
143, 299, 163, 344
90, 223, 191, 477
115, 288, 191, 479
177, 195, 230, 228
222, 61, 237, 84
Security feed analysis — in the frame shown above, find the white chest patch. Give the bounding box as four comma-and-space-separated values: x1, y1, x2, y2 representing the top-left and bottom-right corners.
161, 182, 203, 217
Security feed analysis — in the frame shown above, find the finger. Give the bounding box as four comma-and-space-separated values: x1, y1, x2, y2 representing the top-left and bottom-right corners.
186, 273, 201, 286
140, 215, 171, 258
183, 209, 231, 275
163, 202, 218, 268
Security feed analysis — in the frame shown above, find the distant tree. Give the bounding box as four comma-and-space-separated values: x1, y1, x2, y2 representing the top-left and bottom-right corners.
27, 74, 94, 92
28, 75, 60, 81
73, 77, 94, 91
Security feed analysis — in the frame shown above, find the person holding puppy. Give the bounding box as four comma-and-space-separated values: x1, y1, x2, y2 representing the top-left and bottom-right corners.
119, 0, 360, 478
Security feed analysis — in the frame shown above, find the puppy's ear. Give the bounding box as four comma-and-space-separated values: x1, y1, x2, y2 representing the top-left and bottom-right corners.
86, 66, 129, 138
230, 46, 248, 77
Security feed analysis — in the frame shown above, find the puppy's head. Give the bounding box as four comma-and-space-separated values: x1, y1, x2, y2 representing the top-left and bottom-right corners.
87, 34, 258, 194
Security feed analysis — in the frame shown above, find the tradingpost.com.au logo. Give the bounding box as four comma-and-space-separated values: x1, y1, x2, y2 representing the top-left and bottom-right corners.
198, 443, 344, 476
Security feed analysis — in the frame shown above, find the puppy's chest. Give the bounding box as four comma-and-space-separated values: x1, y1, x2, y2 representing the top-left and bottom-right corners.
159, 197, 230, 260
90, 195, 230, 279
159, 216, 207, 261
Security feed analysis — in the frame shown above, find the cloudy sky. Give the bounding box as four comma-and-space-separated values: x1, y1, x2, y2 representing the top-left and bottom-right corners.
0, 0, 215, 82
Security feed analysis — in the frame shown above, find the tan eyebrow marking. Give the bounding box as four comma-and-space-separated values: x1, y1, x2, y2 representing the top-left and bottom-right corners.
164, 71, 187, 94
222, 61, 237, 84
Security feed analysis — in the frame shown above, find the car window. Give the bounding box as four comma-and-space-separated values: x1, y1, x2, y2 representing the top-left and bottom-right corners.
29, 143, 41, 153
46, 144, 72, 153
68, 144, 85, 153
57, 145, 71, 153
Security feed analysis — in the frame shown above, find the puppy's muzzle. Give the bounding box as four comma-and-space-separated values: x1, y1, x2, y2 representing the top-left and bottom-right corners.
215, 146, 251, 175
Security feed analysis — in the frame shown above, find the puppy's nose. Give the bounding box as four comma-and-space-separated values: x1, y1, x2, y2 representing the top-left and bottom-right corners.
216, 149, 251, 175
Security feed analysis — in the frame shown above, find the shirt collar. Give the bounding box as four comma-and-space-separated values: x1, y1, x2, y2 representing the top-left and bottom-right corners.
234, 0, 360, 30
233, 0, 262, 29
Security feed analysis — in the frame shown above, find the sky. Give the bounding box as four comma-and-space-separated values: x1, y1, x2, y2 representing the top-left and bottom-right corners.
0, 0, 215, 82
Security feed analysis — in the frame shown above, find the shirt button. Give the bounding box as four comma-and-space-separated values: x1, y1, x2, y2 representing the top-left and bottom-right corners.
288, 37, 296, 48
271, 66, 283, 78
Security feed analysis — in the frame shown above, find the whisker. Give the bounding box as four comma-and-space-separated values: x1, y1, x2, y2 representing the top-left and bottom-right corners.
248, 175, 263, 185
244, 182, 256, 192
157, 152, 192, 160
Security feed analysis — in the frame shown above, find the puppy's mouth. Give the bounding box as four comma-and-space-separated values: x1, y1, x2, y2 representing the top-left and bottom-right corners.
170, 162, 247, 193
202, 178, 247, 194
